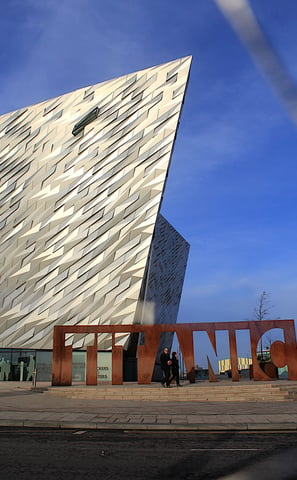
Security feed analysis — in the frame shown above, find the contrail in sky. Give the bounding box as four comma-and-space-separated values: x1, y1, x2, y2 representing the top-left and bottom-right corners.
214, 0, 297, 124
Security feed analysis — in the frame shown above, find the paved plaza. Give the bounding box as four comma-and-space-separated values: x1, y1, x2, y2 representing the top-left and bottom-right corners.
0, 380, 297, 431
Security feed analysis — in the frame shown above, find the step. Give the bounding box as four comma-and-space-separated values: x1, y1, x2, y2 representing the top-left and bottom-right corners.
47, 382, 295, 402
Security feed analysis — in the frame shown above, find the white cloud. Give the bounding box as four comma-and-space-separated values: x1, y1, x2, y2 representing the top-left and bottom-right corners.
0, 0, 153, 113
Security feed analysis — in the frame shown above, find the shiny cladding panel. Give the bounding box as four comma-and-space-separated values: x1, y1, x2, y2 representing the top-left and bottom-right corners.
141, 214, 189, 352
0, 57, 191, 349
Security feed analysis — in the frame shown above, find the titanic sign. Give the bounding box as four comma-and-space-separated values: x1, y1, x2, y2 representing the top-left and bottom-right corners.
52, 319, 297, 386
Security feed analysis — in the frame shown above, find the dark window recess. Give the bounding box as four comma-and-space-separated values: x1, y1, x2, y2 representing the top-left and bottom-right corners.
72, 107, 99, 136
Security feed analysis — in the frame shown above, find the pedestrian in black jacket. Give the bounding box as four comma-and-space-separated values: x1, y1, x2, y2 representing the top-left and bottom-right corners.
170, 351, 181, 386
160, 347, 172, 387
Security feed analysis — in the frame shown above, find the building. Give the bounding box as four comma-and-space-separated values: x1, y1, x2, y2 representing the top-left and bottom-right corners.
218, 357, 253, 374
0, 57, 191, 381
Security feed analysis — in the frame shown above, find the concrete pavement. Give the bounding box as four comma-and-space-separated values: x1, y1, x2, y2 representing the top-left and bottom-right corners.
0, 380, 297, 431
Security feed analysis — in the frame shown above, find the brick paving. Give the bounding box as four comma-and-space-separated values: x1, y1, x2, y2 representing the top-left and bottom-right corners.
0, 380, 297, 431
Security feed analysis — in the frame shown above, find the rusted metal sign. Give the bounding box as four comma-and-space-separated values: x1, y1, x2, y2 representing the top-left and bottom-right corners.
52, 319, 297, 386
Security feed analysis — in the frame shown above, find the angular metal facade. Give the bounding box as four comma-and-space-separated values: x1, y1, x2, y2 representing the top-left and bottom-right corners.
0, 57, 191, 351
140, 214, 189, 352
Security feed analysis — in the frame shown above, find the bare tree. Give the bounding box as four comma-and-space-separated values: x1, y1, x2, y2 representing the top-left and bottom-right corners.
254, 290, 271, 320
254, 291, 273, 360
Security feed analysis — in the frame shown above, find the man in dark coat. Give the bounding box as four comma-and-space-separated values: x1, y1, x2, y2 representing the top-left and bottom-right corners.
170, 351, 181, 386
160, 347, 172, 387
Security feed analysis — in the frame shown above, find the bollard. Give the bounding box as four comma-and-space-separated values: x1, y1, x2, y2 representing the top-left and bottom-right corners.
20, 361, 24, 382
32, 369, 37, 388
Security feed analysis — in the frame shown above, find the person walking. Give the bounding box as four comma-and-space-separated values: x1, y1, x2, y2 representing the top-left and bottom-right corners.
170, 351, 182, 386
160, 347, 172, 387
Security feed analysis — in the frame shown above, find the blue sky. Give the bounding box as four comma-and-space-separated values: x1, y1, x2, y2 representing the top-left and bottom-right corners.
1, 0, 297, 363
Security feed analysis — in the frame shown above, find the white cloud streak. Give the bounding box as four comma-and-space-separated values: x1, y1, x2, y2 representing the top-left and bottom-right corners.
0, 0, 152, 113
